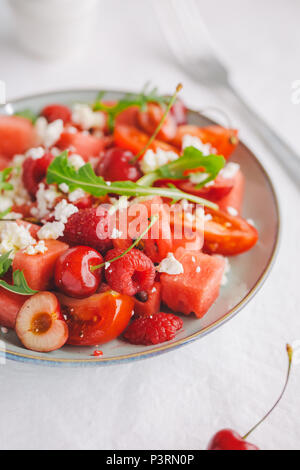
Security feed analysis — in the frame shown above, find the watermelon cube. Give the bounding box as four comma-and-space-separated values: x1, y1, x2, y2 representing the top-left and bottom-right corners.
160, 248, 225, 318
134, 282, 161, 317
57, 132, 105, 161
0, 116, 37, 159
0, 287, 27, 329
13, 240, 69, 291
218, 169, 245, 215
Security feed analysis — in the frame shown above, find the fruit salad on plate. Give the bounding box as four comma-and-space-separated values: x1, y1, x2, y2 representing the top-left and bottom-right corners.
0, 85, 258, 354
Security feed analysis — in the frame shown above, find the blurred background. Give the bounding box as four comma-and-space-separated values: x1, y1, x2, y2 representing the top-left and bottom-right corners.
1, 0, 300, 151
0, 0, 299, 451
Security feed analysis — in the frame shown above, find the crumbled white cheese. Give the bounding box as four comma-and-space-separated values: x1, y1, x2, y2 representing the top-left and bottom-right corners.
25, 147, 45, 160
157, 253, 184, 275
11, 154, 26, 167
72, 104, 105, 130
182, 134, 216, 155
247, 218, 256, 227
0, 196, 13, 213
151, 287, 157, 293
227, 206, 238, 216
105, 262, 111, 270
219, 162, 240, 179
31, 183, 59, 219
196, 266, 201, 273
24, 240, 48, 255
67, 126, 78, 134
204, 213, 213, 222
140, 148, 179, 174
35, 117, 64, 148
109, 196, 129, 215
0, 222, 36, 257
68, 188, 86, 203
54, 199, 78, 224
59, 183, 69, 194
37, 221, 65, 240
68, 153, 85, 170
191, 256, 196, 263
189, 172, 210, 184
1, 327, 8, 334
1, 212, 22, 220
111, 228, 123, 240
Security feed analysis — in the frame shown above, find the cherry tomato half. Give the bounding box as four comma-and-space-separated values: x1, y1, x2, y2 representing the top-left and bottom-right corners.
203, 208, 258, 256
114, 125, 179, 159
173, 125, 239, 160
57, 290, 134, 346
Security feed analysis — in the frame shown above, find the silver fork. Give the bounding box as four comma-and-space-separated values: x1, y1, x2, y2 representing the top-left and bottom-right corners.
154, 0, 300, 186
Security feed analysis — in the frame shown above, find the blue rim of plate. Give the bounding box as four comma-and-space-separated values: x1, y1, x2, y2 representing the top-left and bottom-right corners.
0, 88, 281, 367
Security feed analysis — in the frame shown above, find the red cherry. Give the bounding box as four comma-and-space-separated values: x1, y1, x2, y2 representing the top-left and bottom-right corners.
170, 98, 188, 125
41, 104, 72, 124
96, 147, 142, 182
55, 246, 103, 299
207, 429, 259, 451
207, 344, 294, 451
22, 152, 54, 197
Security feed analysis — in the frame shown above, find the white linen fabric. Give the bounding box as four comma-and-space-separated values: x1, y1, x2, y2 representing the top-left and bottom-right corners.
0, 0, 299, 451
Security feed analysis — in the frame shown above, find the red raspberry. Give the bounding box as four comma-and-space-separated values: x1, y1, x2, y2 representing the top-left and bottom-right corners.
22, 152, 54, 197
105, 248, 155, 296
41, 104, 72, 124
124, 312, 183, 345
63, 206, 113, 253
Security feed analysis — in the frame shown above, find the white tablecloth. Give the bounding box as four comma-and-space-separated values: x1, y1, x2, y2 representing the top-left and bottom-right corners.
0, 0, 299, 451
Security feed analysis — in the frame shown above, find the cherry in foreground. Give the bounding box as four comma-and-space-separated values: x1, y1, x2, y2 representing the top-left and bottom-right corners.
207, 344, 294, 450
15, 292, 68, 353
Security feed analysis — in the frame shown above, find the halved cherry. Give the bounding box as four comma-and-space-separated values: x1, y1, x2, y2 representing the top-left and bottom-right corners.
173, 125, 239, 160
15, 292, 68, 352
96, 147, 142, 182
57, 290, 134, 346
114, 125, 179, 159
203, 208, 258, 256
137, 103, 177, 142
54, 246, 103, 299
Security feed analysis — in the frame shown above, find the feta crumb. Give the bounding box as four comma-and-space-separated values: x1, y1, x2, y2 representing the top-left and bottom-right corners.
189, 172, 210, 184
247, 218, 256, 227
59, 183, 69, 194
157, 253, 184, 275
204, 213, 212, 222
111, 228, 123, 240
227, 206, 238, 216
151, 287, 157, 293
219, 162, 240, 179
54, 199, 78, 224
182, 134, 216, 155
140, 148, 179, 174
35, 117, 64, 148
68, 153, 85, 170
196, 266, 201, 273
1, 327, 8, 334
31, 183, 59, 218
37, 221, 65, 240
24, 240, 48, 255
0, 196, 13, 213
191, 256, 196, 263
105, 262, 111, 270
0, 222, 36, 257
109, 196, 129, 215
72, 104, 105, 130
68, 188, 86, 203
25, 146, 45, 160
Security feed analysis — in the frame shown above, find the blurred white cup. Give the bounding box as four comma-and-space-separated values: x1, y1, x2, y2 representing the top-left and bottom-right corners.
8, 0, 98, 60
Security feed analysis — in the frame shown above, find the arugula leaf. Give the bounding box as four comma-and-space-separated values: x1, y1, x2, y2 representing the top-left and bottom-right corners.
0, 207, 12, 220
46, 152, 218, 209
93, 86, 171, 131
0, 269, 38, 296
0, 168, 13, 191
138, 147, 226, 187
0, 251, 13, 277
15, 109, 38, 124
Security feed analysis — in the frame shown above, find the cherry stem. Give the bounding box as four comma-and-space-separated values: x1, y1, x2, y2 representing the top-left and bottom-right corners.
242, 344, 293, 440
131, 83, 183, 163
90, 215, 159, 272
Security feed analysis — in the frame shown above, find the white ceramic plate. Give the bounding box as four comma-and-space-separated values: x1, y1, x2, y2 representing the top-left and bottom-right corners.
0, 89, 280, 366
